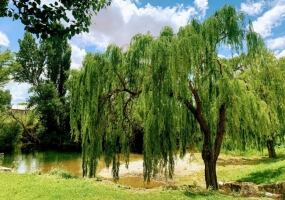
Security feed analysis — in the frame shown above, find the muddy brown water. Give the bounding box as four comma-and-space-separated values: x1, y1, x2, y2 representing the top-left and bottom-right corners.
0, 151, 164, 188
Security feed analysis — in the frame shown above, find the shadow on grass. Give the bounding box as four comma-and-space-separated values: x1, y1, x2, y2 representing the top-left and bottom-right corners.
183, 190, 233, 199
182, 185, 232, 199
238, 167, 285, 184
184, 191, 213, 198
217, 154, 285, 166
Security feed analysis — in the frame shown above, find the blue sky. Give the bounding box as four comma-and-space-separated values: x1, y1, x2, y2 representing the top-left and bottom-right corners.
1, 0, 285, 105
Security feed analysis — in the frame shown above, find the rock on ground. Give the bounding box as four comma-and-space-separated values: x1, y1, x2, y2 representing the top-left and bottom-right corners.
0, 166, 12, 172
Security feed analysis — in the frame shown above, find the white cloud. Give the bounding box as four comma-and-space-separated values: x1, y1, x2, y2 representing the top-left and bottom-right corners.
276, 49, 285, 58
5, 81, 31, 105
266, 36, 285, 50
70, 43, 87, 69
240, 0, 264, 16
72, 0, 197, 49
194, 0, 208, 17
218, 54, 227, 59
267, 36, 285, 58
252, 0, 285, 38
0, 31, 9, 47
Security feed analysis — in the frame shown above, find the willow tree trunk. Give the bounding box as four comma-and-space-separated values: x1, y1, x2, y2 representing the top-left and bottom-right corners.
202, 147, 218, 189
186, 83, 226, 190
201, 104, 226, 190
267, 138, 277, 158
200, 121, 219, 189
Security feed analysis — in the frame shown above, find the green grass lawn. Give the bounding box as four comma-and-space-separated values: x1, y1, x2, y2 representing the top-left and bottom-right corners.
1, 149, 284, 200
0, 172, 262, 200
217, 149, 285, 184
175, 148, 285, 187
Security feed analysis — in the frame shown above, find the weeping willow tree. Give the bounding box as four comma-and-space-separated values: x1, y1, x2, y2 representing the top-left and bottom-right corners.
140, 6, 271, 189
236, 33, 285, 158
69, 29, 194, 180
69, 45, 142, 178
70, 5, 274, 190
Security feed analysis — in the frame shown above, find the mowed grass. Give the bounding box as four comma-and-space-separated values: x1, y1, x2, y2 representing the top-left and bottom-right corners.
0, 172, 262, 200
217, 152, 285, 184
1, 148, 284, 200
176, 147, 285, 186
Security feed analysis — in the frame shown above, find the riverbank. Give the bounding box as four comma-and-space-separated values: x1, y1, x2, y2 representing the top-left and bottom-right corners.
2, 149, 285, 189
0, 172, 266, 200
97, 150, 285, 189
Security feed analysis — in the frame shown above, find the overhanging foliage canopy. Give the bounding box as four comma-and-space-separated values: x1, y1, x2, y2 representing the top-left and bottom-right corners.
2, 0, 111, 38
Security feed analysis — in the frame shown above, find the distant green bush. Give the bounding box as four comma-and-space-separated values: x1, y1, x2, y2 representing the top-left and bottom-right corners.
0, 122, 22, 152
48, 168, 75, 179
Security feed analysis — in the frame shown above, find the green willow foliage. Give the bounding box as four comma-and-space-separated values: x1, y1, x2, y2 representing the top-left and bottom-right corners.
70, 6, 277, 185
0, 51, 13, 111
70, 50, 136, 178
233, 35, 285, 152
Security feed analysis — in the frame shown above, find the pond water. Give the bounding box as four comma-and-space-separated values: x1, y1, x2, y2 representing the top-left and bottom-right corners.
0, 151, 144, 176
0, 151, 83, 176
0, 151, 163, 188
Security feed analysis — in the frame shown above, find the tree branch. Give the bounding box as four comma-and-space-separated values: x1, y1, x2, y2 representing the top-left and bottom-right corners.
100, 88, 141, 104
188, 81, 203, 113
215, 58, 224, 76
177, 82, 211, 140
213, 103, 226, 161
7, 110, 40, 144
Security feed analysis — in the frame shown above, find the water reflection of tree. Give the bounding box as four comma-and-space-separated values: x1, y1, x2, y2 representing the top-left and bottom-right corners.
1, 153, 16, 167
1, 151, 81, 174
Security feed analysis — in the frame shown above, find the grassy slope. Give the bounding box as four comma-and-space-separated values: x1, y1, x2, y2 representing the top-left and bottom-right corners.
0, 173, 259, 200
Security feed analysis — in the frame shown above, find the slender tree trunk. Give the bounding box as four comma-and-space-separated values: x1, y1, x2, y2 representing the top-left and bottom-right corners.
202, 145, 218, 189
267, 138, 277, 158
185, 82, 226, 190
198, 114, 219, 190
201, 103, 226, 190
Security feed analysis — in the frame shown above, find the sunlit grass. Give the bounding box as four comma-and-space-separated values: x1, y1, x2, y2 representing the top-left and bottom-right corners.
217, 154, 285, 184
1, 148, 284, 199
0, 173, 259, 200
176, 147, 285, 186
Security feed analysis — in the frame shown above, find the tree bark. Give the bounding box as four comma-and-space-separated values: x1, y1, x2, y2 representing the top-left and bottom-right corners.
267, 138, 277, 158
214, 104, 226, 161
203, 149, 218, 189
185, 82, 227, 190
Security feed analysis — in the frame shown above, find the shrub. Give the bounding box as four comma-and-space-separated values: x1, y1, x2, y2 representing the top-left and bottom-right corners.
48, 168, 75, 179
0, 122, 22, 152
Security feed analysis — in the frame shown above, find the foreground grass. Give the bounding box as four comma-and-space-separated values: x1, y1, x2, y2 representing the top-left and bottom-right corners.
0, 173, 260, 200
1, 149, 284, 200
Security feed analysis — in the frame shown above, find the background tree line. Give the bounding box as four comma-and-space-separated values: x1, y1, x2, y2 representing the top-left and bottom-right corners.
0, 51, 22, 152
0, 0, 112, 152
0, 33, 75, 152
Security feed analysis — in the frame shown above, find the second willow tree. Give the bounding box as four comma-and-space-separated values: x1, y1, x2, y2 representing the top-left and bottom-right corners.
239, 37, 285, 158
